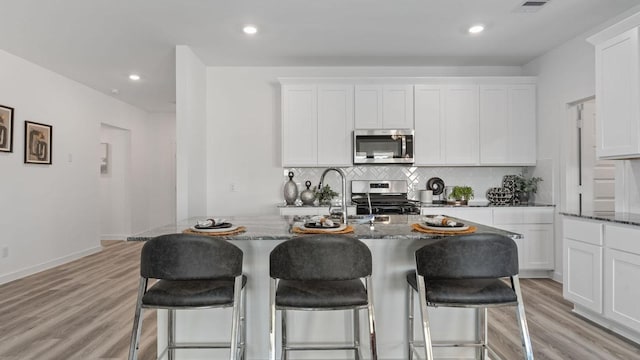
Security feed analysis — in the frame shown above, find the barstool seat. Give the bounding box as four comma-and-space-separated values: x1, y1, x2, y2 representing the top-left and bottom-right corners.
276, 279, 368, 308
142, 276, 248, 307
406, 272, 517, 305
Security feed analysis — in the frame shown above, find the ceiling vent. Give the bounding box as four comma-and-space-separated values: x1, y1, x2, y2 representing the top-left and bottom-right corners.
513, 0, 550, 13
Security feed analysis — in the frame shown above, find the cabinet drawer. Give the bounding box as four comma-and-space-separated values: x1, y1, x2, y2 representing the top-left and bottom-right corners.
493, 208, 523, 224
605, 224, 640, 254
563, 218, 603, 245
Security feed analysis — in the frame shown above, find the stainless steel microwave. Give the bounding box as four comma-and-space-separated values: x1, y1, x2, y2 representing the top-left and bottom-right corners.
353, 129, 414, 164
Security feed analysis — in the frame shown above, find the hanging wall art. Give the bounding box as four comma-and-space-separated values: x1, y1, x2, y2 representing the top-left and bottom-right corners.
24, 121, 52, 165
0, 104, 14, 153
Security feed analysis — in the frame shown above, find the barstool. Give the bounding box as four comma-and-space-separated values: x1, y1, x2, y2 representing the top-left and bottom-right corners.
269, 234, 378, 360
407, 233, 534, 360
128, 234, 246, 360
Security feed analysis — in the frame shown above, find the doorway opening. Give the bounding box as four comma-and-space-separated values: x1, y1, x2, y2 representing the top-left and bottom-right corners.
564, 98, 615, 214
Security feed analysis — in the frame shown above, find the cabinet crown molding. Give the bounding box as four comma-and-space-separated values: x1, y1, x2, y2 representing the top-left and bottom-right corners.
587, 11, 640, 45
278, 76, 537, 86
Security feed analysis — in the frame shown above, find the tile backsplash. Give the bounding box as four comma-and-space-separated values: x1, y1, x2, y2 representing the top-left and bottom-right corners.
284, 166, 526, 201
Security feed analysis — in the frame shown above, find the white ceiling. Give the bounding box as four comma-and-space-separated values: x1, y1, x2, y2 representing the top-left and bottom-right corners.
1, 0, 639, 113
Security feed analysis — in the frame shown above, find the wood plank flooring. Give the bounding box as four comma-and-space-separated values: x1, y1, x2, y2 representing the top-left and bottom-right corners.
0, 240, 639, 359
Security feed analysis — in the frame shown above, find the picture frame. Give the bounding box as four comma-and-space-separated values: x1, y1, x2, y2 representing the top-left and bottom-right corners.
0, 104, 14, 153
24, 121, 52, 165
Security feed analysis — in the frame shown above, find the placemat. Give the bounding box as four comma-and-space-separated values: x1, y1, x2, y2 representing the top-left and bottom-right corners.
411, 223, 477, 235
183, 226, 247, 236
292, 225, 355, 234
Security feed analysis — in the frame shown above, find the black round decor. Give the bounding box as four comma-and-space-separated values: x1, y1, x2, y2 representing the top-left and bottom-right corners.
426, 177, 445, 195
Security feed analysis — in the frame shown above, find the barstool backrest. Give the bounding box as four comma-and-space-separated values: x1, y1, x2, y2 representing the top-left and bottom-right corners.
140, 234, 243, 280
270, 235, 372, 280
415, 234, 518, 279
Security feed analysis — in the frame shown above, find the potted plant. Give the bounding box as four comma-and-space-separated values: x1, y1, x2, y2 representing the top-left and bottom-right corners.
448, 186, 474, 205
315, 184, 338, 206
515, 175, 543, 205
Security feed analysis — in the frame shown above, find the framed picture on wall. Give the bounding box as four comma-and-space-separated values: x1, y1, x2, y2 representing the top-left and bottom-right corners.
0, 104, 14, 153
24, 121, 52, 165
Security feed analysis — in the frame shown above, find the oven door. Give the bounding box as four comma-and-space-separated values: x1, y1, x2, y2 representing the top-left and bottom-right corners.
353, 129, 414, 164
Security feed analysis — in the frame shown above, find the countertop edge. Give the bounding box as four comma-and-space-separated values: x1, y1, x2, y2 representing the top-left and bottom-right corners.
560, 211, 640, 227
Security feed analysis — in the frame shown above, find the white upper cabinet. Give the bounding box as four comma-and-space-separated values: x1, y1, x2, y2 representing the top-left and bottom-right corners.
355, 85, 414, 129
444, 85, 479, 165
282, 85, 317, 166
479, 84, 536, 165
281, 84, 353, 167
589, 23, 640, 159
317, 85, 354, 166
414, 85, 445, 165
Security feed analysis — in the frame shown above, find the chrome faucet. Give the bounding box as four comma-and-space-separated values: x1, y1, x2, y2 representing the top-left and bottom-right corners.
318, 168, 348, 225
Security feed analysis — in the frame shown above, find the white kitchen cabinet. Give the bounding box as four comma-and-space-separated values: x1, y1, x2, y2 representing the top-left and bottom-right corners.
279, 206, 357, 217
479, 85, 536, 165
589, 26, 640, 159
317, 85, 354, 166
420, 207, 493, 225
354, 85, 413, 129
282, 85, 317, 166
414, 85, 479, 165
562, 218, 603, 314
604, 224, 640, 333
493, 207, 554, 270
281, 84, 353, 167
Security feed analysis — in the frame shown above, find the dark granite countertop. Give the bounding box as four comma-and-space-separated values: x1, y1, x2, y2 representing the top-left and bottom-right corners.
127, 215, 522, 241
420, 203, 555, 208
561, 211, 640, 227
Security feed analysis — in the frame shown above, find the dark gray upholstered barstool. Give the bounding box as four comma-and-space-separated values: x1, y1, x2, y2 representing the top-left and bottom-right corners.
128, 234, 246, 360
407, 234, 534, 360
269, 235, 378, 360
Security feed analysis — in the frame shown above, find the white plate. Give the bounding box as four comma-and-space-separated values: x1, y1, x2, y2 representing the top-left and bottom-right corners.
420, 223, 470, 232
298, 223, 348, 232
190, 225, 239, 233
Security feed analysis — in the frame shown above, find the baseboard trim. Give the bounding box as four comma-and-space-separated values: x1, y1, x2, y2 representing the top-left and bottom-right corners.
552, 270, 563, 283
0, 246, 102, 285
101, 234, 129, 241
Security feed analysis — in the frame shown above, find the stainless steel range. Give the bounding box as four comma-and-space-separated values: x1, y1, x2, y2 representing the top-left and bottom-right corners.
351, 180, 421, 215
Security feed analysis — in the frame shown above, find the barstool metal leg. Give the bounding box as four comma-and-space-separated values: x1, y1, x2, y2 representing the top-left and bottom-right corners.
229, 275, 243, 360
477, 307, 488, 360
281, 310, 288, 360
168, 309, 176, 360
353, 308, 361, 360
241, 282, 247, 360
417, 274, 434, 360
128, 277, 147, 360
407, 282, 414, 360
512, 276, 534, 360
365, 276, 378, 360
269, 279, 277, 360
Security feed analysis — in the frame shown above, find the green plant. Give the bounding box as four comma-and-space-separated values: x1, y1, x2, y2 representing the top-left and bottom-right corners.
449, 186, 474, 200
315, 184, 338, 203
515, 175, 543, 194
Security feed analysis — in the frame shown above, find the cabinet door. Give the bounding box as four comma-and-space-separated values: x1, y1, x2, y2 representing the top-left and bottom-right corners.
282, 85, 317, 166
354, 85, 383, 128
317, 85, 354, 166
595, 27, 640, 159
444, 85, 479, 165
522, 224, 554, 270
564, 239, 603, 313
414, 85, 445, 165
605, 248, 640, 332
382, 85, 414, 129
479, 85, 536, 165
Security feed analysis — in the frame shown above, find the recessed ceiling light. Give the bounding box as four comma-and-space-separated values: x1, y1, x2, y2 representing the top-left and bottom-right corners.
129, 74, 141, 81
243, 25, 258, 35
468, 25, 485, 34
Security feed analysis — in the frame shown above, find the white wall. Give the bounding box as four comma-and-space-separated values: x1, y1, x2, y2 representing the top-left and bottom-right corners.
0, 49, 175, 284
206, 66, 523, 216
176, 46, 207, 221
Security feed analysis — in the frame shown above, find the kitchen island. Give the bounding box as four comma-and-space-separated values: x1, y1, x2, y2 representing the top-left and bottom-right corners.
128, 215, 521, 360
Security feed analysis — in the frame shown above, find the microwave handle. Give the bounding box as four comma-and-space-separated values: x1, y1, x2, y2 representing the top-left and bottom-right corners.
401, 136, 407, 157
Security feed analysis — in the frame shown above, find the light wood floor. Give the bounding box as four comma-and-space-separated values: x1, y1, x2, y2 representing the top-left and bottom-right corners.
1, 241, 639, 360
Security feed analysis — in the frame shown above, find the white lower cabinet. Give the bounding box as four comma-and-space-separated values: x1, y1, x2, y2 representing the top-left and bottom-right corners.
564, 238, 603, 313
493, 207, 554, 270
604, 224, 640, 333
279, 206, 356, 217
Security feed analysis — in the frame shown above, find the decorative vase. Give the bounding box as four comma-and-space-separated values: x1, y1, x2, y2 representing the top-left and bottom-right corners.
518, 191, 530, 205
283, 171, 298, 205
300, 180, 316, 206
